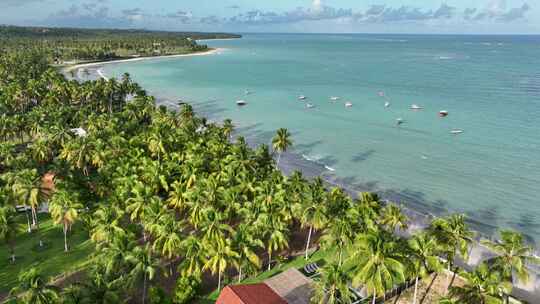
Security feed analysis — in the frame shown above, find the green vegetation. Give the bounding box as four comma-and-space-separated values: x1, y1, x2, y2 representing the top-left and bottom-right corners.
0, 215, 93, 295
0, 25, 241, 64
0, 28, 538, 304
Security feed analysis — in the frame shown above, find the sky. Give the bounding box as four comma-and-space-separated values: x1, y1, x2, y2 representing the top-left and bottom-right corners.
1, 0, 539, 34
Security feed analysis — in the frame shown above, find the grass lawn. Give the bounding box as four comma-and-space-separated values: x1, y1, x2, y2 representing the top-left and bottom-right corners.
196, 248, 335, 303
0, 213, 94, 296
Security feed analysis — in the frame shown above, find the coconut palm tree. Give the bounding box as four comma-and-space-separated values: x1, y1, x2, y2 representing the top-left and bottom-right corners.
301, 177, 328, 259
222, 119, 234, 139
9, 268, 59, 304
126, 245, 160, 304
49, 188, 83, 252
408, 232, 444, 304
203, 237, 240, 291
232, 224, 264, 282
271, 128, 292, 167
0, 205, 20, 262
11, 169, 46, 231
380, 203, 409, 233
481, 230, 540, 303
179, 235, 206, 277
347, 232, 406, 304
448, 263, 511, 304
149, 211, 184, 260
90, 206, 125, 245
312, 262, 354, 304
430, 214, 473, 291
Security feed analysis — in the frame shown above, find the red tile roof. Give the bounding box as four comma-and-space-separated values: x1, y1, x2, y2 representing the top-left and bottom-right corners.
216, 284, 288, 304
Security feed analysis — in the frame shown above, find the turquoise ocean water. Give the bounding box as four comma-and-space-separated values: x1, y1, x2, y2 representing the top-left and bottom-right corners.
105, 34, 540, 244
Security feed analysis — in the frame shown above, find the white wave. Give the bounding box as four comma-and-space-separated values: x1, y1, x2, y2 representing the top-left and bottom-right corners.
438, 56, 453, 60
97, 69, 109, 81
325, 166, 336, 172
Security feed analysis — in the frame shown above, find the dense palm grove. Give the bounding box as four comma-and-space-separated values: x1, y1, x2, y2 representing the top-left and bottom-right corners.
0, 26, 240, 63
1, 47, 539, 304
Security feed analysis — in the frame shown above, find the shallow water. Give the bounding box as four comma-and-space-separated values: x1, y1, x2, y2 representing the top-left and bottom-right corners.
105, 33, 540, 244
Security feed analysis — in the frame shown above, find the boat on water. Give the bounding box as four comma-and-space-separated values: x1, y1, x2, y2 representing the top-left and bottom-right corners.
298, 95, 307, 101
244, 89, 252, 95
410, 104, 424, 110
306, 103, 315, 109
384, 102, 391, 108
451, 129, 464, 135
345, 102, 353, 108
330, 96, 340, 102
439, 110, 449, 117
396, 118, 404, 126
236, 100, 247, 106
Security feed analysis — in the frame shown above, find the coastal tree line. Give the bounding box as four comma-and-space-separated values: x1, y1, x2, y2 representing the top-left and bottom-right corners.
0, 26, 241, 64
0, 45, 539, 304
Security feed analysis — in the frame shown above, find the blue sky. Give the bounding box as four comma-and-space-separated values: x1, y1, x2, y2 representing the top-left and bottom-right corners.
1, 0, 538, 34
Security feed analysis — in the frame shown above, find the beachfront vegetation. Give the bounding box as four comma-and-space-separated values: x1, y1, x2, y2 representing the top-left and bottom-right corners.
0, 25, 240, 64
1, 36, 538, 304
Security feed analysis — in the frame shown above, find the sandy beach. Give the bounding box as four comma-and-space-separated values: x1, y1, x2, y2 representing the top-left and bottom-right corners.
63, 48, 224, 74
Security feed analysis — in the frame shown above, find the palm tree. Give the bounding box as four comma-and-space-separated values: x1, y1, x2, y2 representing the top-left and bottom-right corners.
380, 203, 408, 233
481, 230, 540, 303
408, 232, 444, 304
321, 217, 354, 266
179, 235, 206, 277
0, 205, 20, 262
222, 119, 234, 139
150, 212, 184, 260
126, 245, 160, 304
347, 232, 406, 304
9, 268, 59, 304
301, 177, 328, 259
481, 230, 540, 283
49, 188, 83, 252
430, 214, 473, 291
11, 169, 46, 231
232, 224, 264, 282
90, 206, 125, 245
203, 237, 240, 291
448, 263, 511, 304
312, 262, 354, 304
265, 223, 289, 271
271, 128, 292, 167
98, 232, 137, 276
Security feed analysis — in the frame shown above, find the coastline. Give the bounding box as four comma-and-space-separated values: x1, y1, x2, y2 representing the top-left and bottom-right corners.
76, 51, 540, 303
62, 48, 224, 74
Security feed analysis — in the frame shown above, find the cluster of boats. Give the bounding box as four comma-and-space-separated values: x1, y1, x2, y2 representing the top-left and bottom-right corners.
235, 90, 463, 135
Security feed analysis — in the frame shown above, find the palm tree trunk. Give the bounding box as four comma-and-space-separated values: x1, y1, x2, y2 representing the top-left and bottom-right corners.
268, 251, 272, 271
25, 209, 32, 233
63, 223, 69, 252
142, 272, 147, 304
9, 244, 15, 263
338, 247, 343, 266
413, 276, 419, 304
218, 271, 222, 291
238, 266, 243, 283
372, 290, 376, 304
31, 207, 37, 227
276, 152, 281, 167
304, 226, 313, 260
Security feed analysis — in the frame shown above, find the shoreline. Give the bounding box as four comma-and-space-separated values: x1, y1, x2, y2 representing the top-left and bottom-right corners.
62, 48, 224, 74
78, 56, 540, 302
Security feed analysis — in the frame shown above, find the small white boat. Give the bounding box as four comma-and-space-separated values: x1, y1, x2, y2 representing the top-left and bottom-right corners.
236, 100, 247, 106
330, 96, 340, 102
410, 104, 424, 110
451, 129, 464, 135
306, 103, 315, 109
396, 118, 404, 126
298, 95, 307, 101
439, 110, 449, 117
384, 102, 391, 108
345, 102, 353, 108
244, 89, 252, 95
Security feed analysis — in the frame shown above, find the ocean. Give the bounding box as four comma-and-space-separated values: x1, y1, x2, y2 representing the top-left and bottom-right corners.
104, 33, 540, 245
